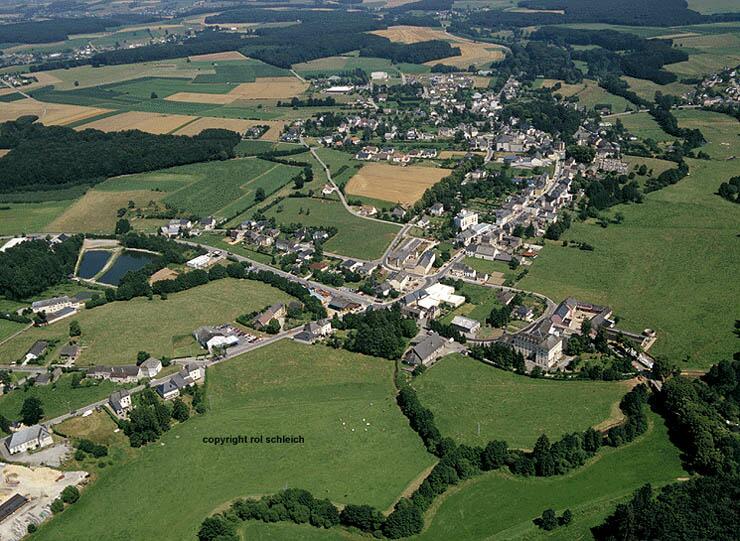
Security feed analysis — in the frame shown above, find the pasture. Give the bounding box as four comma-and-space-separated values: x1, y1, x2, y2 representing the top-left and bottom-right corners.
45, 59, 204, 90
31, 341, 435, 541
0, 201, 73, 235
0, 319, 25, 343
619, 112, 673, 142
265, 197, 400, 260
345, 163, 450, 206
313, 147, 363, 188
417, 411, 685, 541
0, 279, 295, 366
370, 26, 507, 67
623, 76, 694, 102
0, 374, 117, 422
90, 157, 301, 221
189, 51, 247, 62
413, 354, 631, 448
521, 111, 740, 368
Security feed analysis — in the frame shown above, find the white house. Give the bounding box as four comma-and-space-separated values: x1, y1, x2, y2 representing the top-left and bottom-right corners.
454, 209, 479, 231
109, 390, 132, 417
140, 358, 162, 378
5, 425, 53, 455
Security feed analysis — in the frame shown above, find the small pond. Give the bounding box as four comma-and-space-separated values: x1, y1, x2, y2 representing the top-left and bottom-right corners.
98, 251, 156, 286
77, 250, 113, 279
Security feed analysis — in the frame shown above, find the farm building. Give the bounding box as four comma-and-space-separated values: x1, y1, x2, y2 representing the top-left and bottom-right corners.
5, 425, 53, 455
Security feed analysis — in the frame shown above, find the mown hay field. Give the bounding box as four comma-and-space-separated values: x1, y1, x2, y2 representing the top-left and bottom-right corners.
172, 117, 285, 140
77, 111, 194, 134
189, 50, 248, 62
0, 98, 111, 125
370, 25, 507, 67
345, 162, 450, 206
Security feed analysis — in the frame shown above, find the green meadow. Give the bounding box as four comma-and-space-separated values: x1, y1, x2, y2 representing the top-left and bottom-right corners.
417, 411, 685, 541
0, 200, 73, 235
0, 374, 118, 422
265, 197, 401, 260
32, 341, 435, 541
520, 110, 740, 368
414, 354, 630, 448
97, 157, 302, 219
0, 279, 294, 366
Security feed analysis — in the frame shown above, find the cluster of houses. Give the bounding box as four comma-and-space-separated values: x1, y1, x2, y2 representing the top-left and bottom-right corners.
160, 216, 217, 238
693, 68, 739, 107
354, 145, 438, 164
88, 357, 163, 383
386, 237, 437, 275
228, 220, 330, 260
107, 363, 206, 417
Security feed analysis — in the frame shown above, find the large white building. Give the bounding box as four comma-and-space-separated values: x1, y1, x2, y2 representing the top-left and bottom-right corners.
5, 425, 53, 455
454, 209, 479, 231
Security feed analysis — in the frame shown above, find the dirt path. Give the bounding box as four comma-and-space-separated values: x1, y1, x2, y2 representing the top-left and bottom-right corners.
384, 462, 437, 514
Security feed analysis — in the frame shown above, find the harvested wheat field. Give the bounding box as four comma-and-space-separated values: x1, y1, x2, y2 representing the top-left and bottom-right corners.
189, 51, 248, 62
48, 189, 165, 233
229, 76, 308, 99
0, 149, 9, 158
78, 111, 194, 134
371, 26, 506, 68
165, 91, 235, 104
168, 76, 307, 104
346, 163, 450, 206
0, 98, 111, 125
173, 117, 285, 140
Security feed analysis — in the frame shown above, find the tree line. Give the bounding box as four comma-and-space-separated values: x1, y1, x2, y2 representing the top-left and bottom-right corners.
0, 15, 159, 45
0, 120, 240, 193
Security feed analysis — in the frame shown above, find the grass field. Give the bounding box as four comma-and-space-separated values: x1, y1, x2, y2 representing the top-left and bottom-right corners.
536, 78, 634, 113
0, 279, 295, 366
32, 341, 435, 541
47, 189, 166, 234
89, 157, 301, 221
0, 319, 26, 342
264, 197, 400, 260
520, 110, 740, 368
623, 76, 694, 102
44, 59, 206, 90
414, 354, 631, 448
0, 374, 117, 422
619, 112, 673, 142
668, 32, 740, 78
0, 200, 74, 235
345, 163, 450, 206
417, 410, 685, 541
313, 148, 363, 188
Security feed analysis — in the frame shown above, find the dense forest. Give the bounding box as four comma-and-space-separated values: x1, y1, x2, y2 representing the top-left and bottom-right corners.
31, 30, 249, 72
594, 359, 740, 539
0, 120, 240, 192
531, 27, 688, 84
0, 236, 83, 300
0, 15, 159, 44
